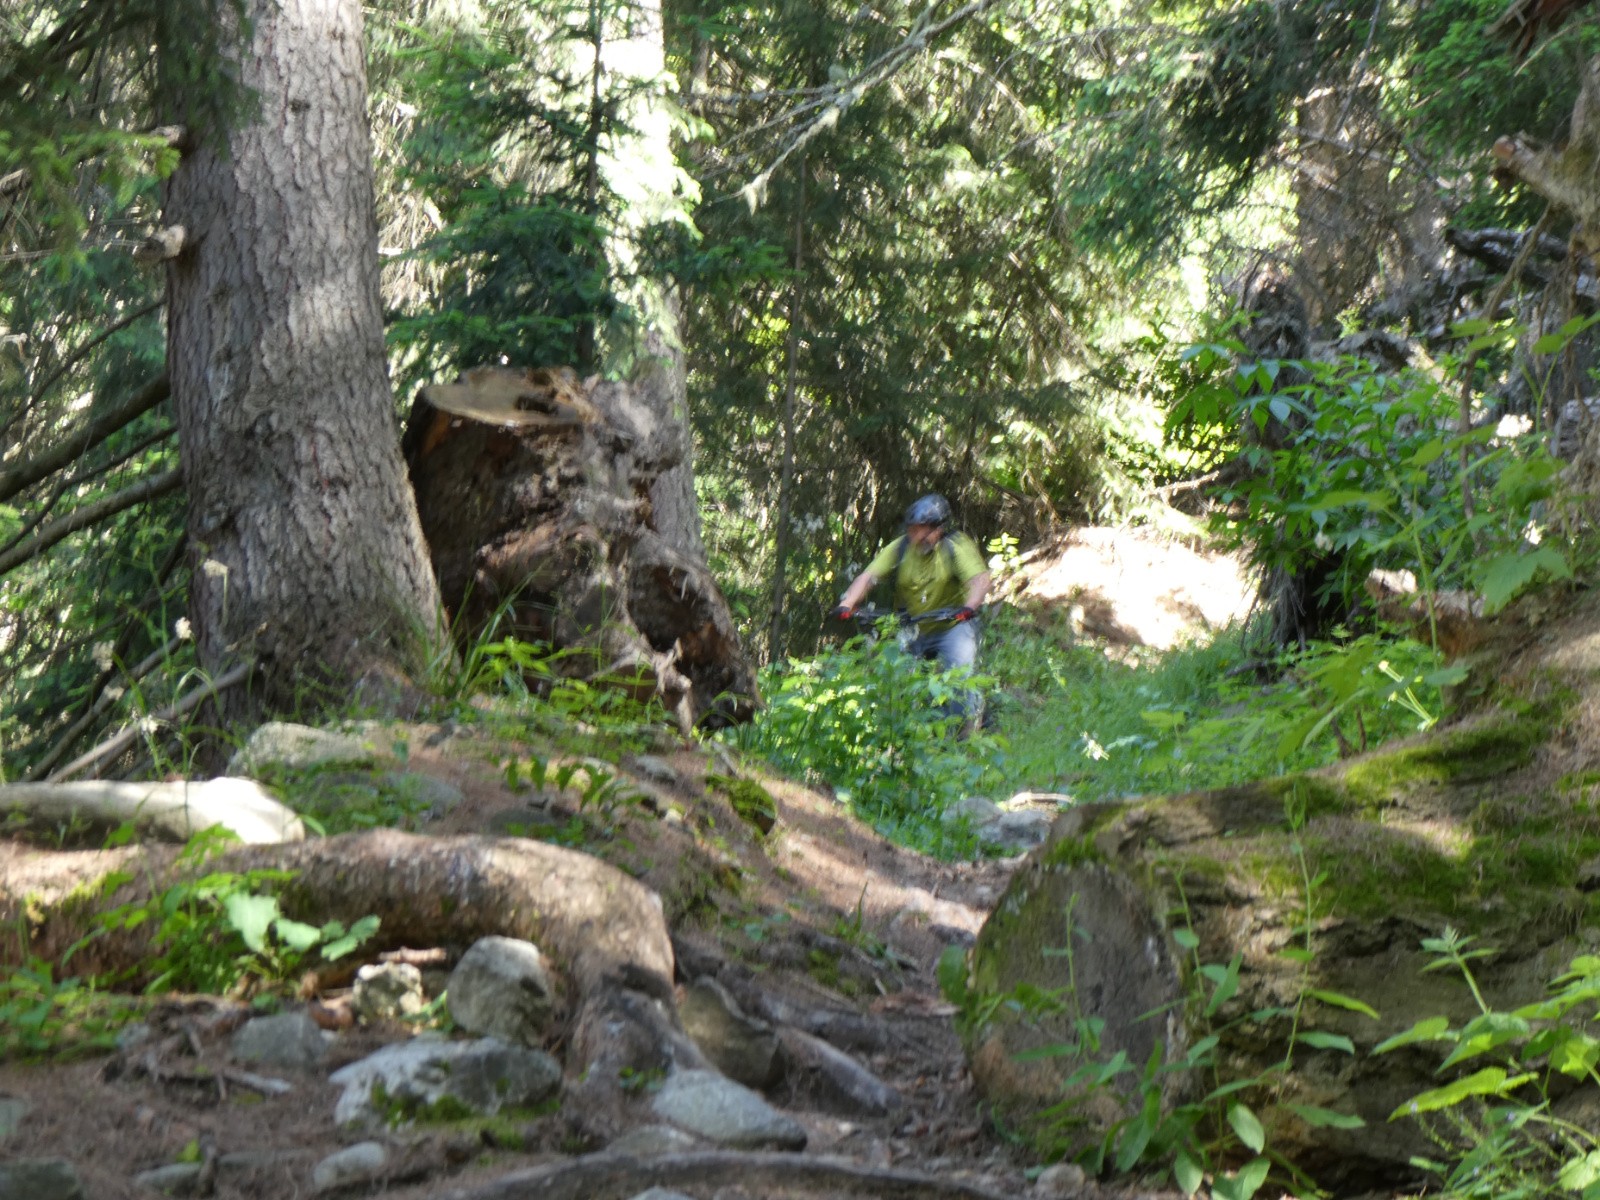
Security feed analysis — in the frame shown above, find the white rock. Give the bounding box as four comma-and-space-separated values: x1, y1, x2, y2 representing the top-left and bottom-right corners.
311, 1142, 389, 1194
1034, 1162, 1087, 1196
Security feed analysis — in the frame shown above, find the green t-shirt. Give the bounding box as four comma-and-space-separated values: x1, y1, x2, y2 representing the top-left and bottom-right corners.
867, 532, 986, 621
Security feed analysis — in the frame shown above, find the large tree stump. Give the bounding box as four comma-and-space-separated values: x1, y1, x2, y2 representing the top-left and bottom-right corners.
402, 366, 756, 730
963, 710, 1584, 1191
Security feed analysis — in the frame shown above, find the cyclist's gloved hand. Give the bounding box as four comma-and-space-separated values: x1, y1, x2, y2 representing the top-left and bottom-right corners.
830, 604, 856, 621
953, 606, 978, 623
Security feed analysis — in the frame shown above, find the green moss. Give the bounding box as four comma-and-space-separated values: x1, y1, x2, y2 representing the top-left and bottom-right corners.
1045, 834, 1104, 869
1340, 717, 1544, 809
707, 774, 777, 835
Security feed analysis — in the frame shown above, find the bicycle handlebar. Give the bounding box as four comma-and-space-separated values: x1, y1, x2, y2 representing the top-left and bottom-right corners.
844, 605, 966, 629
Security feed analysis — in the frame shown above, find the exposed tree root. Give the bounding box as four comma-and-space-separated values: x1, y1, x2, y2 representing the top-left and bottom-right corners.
437, 1150, 1014, 1200
0, 778, 305, 844
0, 830, 700, 1123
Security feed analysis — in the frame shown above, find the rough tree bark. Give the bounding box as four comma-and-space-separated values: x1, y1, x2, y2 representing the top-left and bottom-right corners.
162, 0, 444, 712
403, 367, 757, 730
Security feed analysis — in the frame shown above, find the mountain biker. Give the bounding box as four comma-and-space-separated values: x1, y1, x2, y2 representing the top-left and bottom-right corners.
831, 494, 991, 717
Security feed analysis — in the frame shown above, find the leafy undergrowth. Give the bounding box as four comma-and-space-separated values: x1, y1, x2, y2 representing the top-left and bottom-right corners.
732, 599, 1458, 860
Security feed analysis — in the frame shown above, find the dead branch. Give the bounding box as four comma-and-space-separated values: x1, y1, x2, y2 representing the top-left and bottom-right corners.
437, 1150, 1015, 1200
0, 777, 304, 844
49, 660, 253, 782
23, 538, 187, 781
2, 423, 177, 557
27, 299, 164, 411
740, 0, 1002, 208
0, 373, 170, 506
0, 465, 182, 579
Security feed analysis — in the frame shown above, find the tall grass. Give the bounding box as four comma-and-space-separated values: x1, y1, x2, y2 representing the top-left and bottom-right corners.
733, 606, 1454, 858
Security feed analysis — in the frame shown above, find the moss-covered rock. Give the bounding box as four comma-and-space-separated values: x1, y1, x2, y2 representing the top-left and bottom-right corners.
963, 704, 1585, 1189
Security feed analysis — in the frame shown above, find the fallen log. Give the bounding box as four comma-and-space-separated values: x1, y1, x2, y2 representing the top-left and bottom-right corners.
0, 777, 304, 844
963, 710, 1574, 1192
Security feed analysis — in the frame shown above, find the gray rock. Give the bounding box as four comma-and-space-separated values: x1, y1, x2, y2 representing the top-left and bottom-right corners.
945, 796, 1002, 826
447, 936, 556, 1046
0, 1095, 28, 1139
228, 722, 384, 776
630, 755, 680, 785
776, 1027, 901, 1116
628, 1190, 697, 1200
131, 1163, 202, 1195
985, 809, 1054, 851
1034, 1162, 1088, 1196
352, 962, 426, 1023
0, 1159, 83, 1200
311, 1142, 390, 1194
231, 1010, 327, 1071
649, 1068, 806, 1151
607, 1124, 701, 1156
219, 1149, 305, 1174
329, 1036, 560, 1128
679, 976, 780, 1088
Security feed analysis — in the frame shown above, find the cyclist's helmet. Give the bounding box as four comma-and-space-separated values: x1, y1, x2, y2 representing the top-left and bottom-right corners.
905, 493, 951, 527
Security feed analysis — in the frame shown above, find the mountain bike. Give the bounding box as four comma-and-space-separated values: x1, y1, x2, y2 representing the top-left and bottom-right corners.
824, 605, 991, 733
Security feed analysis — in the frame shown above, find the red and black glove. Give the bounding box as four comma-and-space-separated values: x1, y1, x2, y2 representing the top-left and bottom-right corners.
953, 606, 978, 623
830, 604, 856, 621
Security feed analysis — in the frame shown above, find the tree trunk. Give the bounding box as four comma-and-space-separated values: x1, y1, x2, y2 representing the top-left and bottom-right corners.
403, 367, 757, 730
162, 0, 444, 713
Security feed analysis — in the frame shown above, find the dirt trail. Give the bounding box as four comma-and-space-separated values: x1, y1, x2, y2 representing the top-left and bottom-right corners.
0, 526, 1237, 1199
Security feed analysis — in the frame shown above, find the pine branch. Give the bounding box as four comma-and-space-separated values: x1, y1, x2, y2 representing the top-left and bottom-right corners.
48, 660, 253, 783
0, 465, 182, 579
27, 298, 164, 409
0, 373, 169, 506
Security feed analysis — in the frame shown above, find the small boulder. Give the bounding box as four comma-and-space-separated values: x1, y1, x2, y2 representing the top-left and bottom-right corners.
607, 1124, 700, 1156
1034, 1162, 1087, 1196
352, 962, 426, 1023
311, 1142, 390, 1194
945, 796, 1002, 826
0, 1159, 83, 1200
329, 1037, 560, 1128
628, 1190, 697, 1200
0, 1095, 28, 1139
630, 755, 680, 785
231, 1010, 327, 1071
228, 723, 385, 776
776, 1027, 901, 1117
649, 1068, 806, 1151
376, 771, 464, 819
447, 936, 556, 1045
985, 809, 1054, 852
679, 977, 780, 1088
130, 1163, 202, 1195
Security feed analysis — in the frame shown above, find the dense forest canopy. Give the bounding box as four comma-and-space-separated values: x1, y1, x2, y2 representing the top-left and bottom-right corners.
0, 0, 1597, 775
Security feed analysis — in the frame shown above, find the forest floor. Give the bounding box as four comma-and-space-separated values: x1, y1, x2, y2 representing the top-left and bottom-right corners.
0, 526, 1253, 1200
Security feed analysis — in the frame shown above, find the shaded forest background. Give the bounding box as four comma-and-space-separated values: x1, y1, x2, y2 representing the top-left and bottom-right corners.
1, 0, 1597, 777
